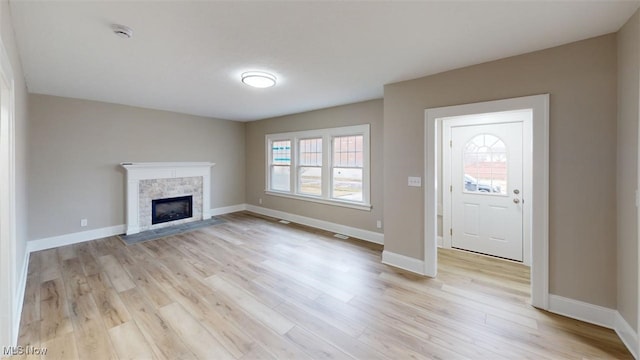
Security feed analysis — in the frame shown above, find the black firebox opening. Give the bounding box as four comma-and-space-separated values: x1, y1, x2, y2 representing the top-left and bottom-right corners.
151, 195, 193, 225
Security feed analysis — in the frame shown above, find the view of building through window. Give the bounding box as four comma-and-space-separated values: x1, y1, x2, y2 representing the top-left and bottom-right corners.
463, 134, 507, 195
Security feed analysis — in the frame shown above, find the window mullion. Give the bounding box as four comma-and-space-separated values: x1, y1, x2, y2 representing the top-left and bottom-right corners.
290, 138, 297, 194
295, 138, 300, 194
266, 139, 272, 191
322, 133, 331, 200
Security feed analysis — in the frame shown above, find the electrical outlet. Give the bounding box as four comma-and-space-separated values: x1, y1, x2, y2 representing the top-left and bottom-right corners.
80, 218, 88, 227
408, 176, 422, 187
259, 198, 263, 205
376, 220, 382, 229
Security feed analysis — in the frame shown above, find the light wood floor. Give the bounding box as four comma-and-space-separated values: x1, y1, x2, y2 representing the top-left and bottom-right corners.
13, 211, 631, 359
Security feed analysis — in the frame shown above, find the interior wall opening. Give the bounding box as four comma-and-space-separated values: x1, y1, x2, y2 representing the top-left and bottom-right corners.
424, 94, 549, 309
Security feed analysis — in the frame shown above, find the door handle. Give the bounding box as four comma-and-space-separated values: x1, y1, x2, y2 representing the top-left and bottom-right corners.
513, 198, 520, 204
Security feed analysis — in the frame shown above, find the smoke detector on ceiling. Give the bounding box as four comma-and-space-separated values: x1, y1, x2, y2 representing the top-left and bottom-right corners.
112, 24, 133, 39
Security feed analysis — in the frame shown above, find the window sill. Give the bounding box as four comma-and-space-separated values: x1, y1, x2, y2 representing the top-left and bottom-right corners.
265, 190, 372, 211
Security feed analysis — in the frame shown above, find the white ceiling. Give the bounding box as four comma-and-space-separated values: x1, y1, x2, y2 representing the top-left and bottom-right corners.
9, 1, 640, 122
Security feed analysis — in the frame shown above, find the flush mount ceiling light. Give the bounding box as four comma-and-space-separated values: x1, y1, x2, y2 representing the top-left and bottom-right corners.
112, 24, 133, 39
241, 71, 277, 88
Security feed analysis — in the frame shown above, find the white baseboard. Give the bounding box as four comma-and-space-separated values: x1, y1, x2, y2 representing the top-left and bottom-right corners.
20, 205, 637, 357
437, 236, 443, 248
381, 250, 426, 275
210, 204, 247, 216
548, 294, 638, 358
26, 204, 248, 253
26, 203, 378, 253
245, 204, 384, 245
614, 311, 638, 359
12, 248, 30, 345
548, 294, 616, 328
27, 224, 126, 253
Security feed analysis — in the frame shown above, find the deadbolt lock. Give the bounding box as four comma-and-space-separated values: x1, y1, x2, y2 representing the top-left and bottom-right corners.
513, 189, 520, 194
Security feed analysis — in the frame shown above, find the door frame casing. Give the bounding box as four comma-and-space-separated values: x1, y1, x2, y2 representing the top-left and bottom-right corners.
442, 111, 532, 265
424, 94, 549, 309
0, 34, 16, 347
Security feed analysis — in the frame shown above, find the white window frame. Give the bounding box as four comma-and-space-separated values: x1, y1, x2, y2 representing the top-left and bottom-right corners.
266, 124, 371, 211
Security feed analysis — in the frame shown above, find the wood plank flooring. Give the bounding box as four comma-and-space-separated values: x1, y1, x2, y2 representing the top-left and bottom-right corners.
12, 211, 632, 359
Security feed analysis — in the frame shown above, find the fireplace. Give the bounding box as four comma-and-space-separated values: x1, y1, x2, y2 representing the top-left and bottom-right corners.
152, 195, 193, 225
121, 162, 214, 235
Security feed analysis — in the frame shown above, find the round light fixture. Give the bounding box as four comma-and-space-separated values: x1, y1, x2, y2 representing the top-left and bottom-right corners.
241, 71, 276, 88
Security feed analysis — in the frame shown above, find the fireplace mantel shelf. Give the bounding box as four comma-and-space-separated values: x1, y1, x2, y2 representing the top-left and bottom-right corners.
121, 162, 215, 169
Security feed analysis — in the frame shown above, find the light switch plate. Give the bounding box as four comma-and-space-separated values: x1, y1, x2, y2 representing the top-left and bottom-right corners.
408, 176, 421, 187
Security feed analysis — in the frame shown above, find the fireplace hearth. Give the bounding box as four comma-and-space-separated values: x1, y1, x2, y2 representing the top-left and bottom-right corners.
152, 195, 193, 225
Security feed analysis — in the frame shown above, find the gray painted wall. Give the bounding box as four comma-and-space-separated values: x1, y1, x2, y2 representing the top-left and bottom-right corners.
27, 94, 246, 241
245, 99, 383, 234
384, 34, 618, 308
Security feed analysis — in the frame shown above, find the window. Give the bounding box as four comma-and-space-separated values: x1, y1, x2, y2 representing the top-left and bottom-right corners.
266, 125, 370, 210
463, 134, 507, 195
298, 138, 322, 196
332, 135, 363, 201
270, 140, 291, 191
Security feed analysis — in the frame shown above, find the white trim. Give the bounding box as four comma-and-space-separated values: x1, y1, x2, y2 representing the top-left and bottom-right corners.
425, 94, 549, 309
27, 225, 126, 253
437, 236, 443, 248
209, 204, 247, 216
637, 58, 640, 360
0, 34, 16, 348
26, 204, 247, 253
265, 190, 372, 211
381, 250, 426, 275
548, 295, 638, 357
12, 250, 29, 345
614, 311, 639, 359
637, 57, 640, 360
13, 203, 638, 357
25, 204, 247, 253
119, 162, 216, 169
548, 294, 616, 328
245, 204, 383, 245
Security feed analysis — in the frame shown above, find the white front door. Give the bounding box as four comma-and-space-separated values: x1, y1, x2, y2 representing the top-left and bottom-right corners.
450, 121, 523, 261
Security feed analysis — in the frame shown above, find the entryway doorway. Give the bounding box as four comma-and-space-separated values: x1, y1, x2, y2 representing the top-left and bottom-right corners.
442, 110, 531, 264
424, 94, 549, 309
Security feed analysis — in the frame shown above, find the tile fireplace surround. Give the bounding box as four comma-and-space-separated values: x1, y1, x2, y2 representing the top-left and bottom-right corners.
120, 162, 215, 235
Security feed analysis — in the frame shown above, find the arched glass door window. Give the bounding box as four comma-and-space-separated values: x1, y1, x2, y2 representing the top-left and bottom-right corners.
463, 134, 507, 195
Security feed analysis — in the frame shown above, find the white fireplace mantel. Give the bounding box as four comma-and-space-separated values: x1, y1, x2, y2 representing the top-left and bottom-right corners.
121, 162, 215, 235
